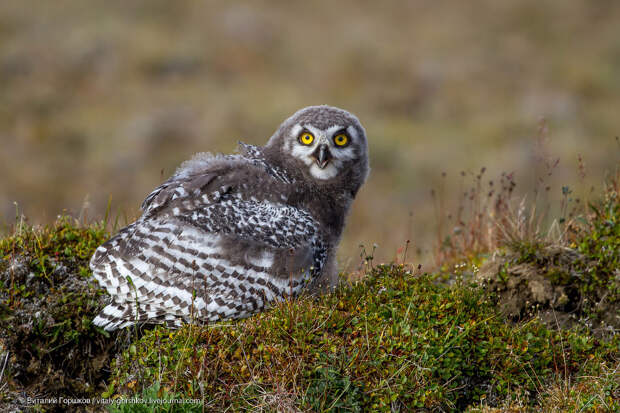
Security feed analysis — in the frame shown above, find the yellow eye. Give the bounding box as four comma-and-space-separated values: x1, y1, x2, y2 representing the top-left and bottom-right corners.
299, 132, 314, 145
333, 134, 349, 147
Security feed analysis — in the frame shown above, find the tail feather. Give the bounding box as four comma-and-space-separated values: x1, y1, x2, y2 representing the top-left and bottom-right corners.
92, 302, 130, 331
93, 302, 192, 331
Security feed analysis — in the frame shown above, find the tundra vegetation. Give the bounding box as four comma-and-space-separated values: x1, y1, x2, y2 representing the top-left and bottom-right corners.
2, 1, 620, 411
0, 170, 618, 412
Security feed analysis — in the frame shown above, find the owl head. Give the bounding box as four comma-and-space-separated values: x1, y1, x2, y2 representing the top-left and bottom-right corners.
265, 105, 369, 196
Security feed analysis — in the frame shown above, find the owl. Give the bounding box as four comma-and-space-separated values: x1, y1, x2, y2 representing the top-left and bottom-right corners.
90, 105, 369, 330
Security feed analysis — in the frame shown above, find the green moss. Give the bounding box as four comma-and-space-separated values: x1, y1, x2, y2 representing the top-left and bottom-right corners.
577, 193, 620, 294
109, 266, 618, 412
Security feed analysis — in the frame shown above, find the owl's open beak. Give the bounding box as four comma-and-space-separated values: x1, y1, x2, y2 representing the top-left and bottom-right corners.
312, 144, 332, 169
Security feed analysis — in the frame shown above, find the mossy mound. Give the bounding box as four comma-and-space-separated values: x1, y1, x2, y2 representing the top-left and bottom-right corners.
109, 265, 618, 411
0, 218, 117, 411
477, 191, 619, 339
0, 185, 617, 412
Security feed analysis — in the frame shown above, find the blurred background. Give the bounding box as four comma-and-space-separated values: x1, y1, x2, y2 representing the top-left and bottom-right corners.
1, 1, 619, 268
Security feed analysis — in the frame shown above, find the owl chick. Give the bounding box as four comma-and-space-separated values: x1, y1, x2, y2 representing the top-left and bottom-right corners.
90, 105, 369, 330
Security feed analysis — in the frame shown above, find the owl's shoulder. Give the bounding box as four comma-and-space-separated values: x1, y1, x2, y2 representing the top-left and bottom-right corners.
141, 145, 294, 216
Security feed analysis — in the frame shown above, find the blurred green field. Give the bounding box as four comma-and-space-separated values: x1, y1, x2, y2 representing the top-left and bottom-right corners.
1, 0, 619, 266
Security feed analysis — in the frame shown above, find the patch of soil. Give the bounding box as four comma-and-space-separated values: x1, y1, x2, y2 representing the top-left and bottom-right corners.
0, 254, 127, 412
476, 245, 619, 339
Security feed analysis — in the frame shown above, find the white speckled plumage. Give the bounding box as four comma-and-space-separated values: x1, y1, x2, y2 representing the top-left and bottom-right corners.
91, 105, 369, 330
